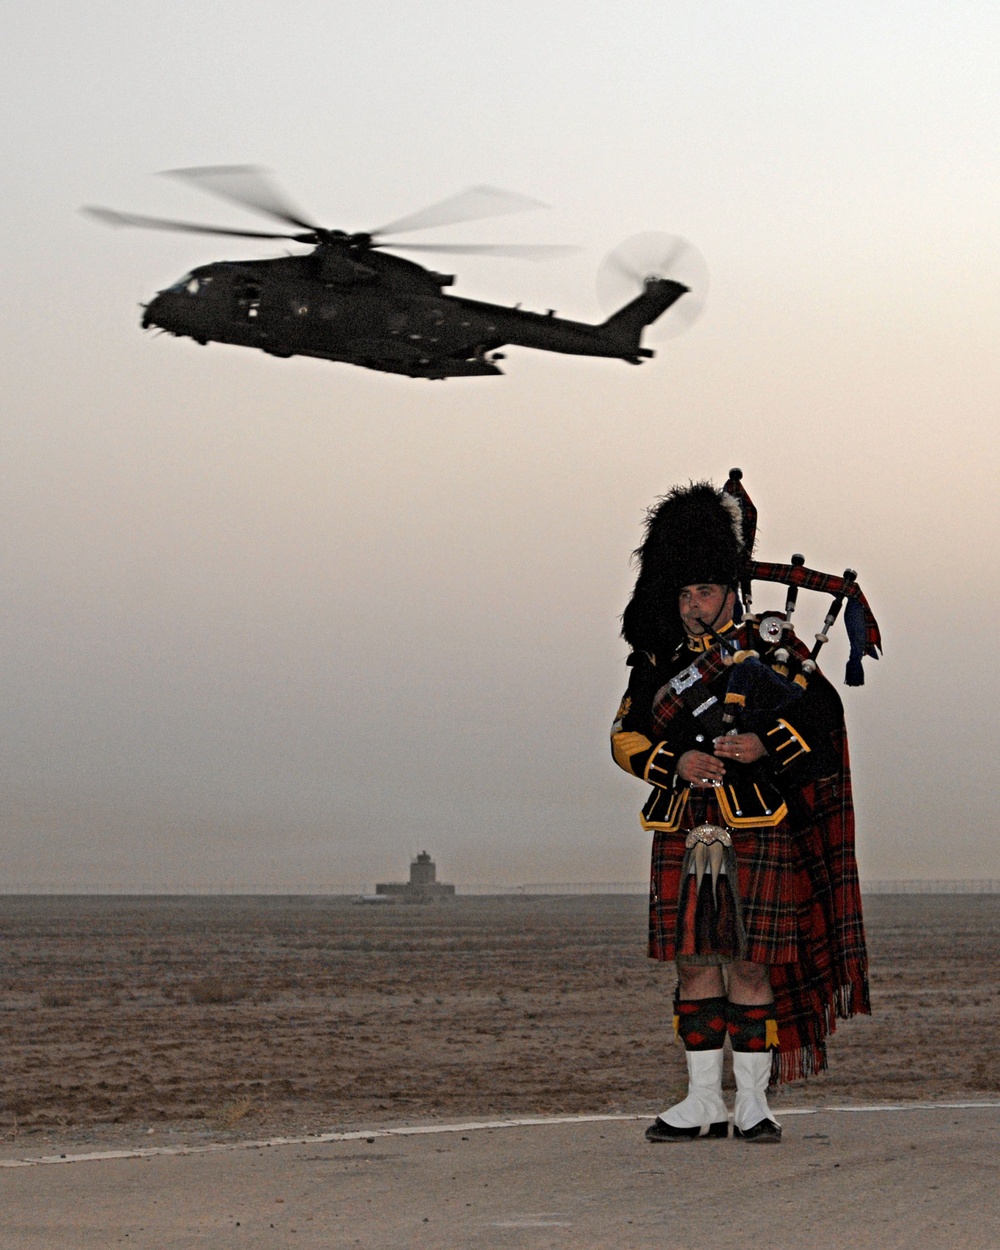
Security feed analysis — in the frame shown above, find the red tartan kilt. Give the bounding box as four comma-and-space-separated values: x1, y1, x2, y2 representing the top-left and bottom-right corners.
649, 803, 809, 966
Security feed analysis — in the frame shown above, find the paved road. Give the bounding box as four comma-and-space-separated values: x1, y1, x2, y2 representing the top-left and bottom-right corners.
2, 1103, 998, 1249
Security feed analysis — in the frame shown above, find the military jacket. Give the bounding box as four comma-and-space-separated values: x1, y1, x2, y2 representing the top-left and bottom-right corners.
611, 622, 843, 833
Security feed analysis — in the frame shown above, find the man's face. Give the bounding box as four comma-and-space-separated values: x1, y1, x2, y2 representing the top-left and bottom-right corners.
678, 583, 735, 637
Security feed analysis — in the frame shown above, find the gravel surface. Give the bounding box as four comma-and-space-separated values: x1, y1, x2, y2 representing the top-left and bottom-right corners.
0, 893, 996, 1152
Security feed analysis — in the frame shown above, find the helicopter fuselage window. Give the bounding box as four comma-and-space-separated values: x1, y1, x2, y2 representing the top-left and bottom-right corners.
232, 279, 261, 322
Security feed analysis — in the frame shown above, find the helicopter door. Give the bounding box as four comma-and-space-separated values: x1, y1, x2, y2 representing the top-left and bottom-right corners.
231, 278, 261, 323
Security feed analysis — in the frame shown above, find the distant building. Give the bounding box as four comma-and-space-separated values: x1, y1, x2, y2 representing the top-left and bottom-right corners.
375, 851, 455, 902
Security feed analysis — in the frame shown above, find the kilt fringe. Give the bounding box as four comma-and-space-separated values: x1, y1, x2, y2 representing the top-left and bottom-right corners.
772, 1039, 828, 1084
768, 968, 868, 1083
836, 975, 871, 1020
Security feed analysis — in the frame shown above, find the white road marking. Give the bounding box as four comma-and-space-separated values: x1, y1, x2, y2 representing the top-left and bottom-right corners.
1, 1102, 998, 1169
490, 1214, 574, 1228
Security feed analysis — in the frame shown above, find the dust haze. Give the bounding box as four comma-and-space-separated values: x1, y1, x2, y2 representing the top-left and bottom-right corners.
1, 2, 998, 887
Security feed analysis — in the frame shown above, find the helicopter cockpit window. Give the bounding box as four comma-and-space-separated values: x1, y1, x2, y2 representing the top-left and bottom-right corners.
168, 274, 212, 296
232, 279, 261, 322
187, 275, 211, 295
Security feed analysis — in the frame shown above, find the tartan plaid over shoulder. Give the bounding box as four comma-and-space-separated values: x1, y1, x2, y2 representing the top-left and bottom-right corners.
769, 723, 871, 1082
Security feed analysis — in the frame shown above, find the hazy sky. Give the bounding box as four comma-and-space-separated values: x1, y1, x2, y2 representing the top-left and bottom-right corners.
2, 2, 999, 888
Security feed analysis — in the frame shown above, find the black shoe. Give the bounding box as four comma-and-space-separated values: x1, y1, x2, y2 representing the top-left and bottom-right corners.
733, 1118, 782, 1143
645, 1116, 728, 1142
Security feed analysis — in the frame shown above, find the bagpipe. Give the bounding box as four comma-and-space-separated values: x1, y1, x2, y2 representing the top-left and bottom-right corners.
651, 470, 882, 744
724, 468, 882, 689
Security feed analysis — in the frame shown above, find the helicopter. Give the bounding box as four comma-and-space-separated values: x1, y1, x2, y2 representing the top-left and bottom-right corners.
84, 167, 703, 380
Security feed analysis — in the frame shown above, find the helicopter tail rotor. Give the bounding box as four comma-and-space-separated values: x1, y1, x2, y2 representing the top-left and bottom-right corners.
597, 232, 708, 339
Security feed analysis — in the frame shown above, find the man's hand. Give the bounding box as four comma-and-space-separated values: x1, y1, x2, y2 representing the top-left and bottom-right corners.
713, 733, 766, 765
678, 734, 767, 786
676, 750, 726, 786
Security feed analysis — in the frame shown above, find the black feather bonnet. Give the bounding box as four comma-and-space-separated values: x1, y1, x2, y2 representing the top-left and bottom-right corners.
621, 479, 749, 653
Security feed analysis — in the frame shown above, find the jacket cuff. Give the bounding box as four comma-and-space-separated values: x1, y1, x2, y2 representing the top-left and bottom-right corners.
763, 717, 812, 772
612, 730, 653, 777
643, 742, 677, 788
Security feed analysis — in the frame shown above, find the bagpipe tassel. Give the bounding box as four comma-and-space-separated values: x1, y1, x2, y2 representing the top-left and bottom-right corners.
844, 596, 870, 687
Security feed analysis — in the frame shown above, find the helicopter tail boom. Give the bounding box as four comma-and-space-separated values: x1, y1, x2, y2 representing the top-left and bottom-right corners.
599, 278, 689, 346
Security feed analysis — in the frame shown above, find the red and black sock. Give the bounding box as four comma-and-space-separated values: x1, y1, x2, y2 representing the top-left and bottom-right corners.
725, 999, 778, 1053
673, 996, 728, 1050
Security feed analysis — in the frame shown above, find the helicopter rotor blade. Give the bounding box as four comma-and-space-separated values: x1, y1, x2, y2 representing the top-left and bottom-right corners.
82, 206, 307, 241
382, 241, 581, 260
371, 185, 549, 238
159, 165, 319, 232
597, 232, 709, 340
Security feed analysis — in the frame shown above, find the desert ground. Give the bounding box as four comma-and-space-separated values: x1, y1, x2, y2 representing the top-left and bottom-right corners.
0, 894, 996, 1152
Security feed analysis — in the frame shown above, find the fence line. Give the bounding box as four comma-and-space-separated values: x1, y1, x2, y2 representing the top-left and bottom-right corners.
0, 879, 997, 896
860, 879, 1000, 895
461, 880, 1000, 896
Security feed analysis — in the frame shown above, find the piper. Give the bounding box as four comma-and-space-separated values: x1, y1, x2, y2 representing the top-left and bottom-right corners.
611, 471, 880, 1143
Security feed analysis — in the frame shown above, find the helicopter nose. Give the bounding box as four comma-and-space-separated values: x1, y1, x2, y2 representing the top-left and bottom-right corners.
141, 295, 162, 329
